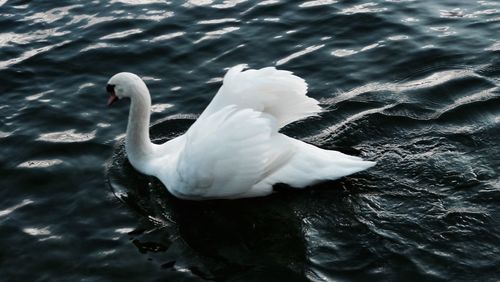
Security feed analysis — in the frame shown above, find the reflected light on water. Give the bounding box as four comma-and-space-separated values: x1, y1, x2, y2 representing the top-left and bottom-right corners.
151, 103, 174, 113
310, 104, 395, 140
112, 0, 165, 4
195, 26, 240, 43
115, 228, 134, 234
212, 0, 249, 9
332, 41, 384, 57
23, 227, 51, 236
101, 29, 144, 40
151, 32, 185, 42
388, 35, 409, 41
22, 5, 83, 24
0, 40, 70, 70
81, 42, 115, 52
184, 0, 214, 7
23, 227, 62, 241
299, 0, 338, 8
0, 199, 34, 218
17, 159, 64, 168
331, 49, 358, 57
340, 2, 387, 15
327, 69, 479, 104
485, 41, 500, 51
198, 18, 238, 25
277, 44, 325, 66
25, 90, 54, 101
37, 129, 97, 143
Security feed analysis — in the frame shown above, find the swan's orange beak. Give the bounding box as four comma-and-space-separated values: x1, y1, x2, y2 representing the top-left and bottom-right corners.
107, 93, 118, 106
106, 84, 118, 106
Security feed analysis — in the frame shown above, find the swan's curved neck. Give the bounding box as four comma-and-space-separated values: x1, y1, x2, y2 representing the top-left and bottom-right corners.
125, 83, 155, 167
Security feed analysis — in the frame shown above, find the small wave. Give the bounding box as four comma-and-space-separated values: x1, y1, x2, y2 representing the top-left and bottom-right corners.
0, 199, 34, 218
37, 129, 97, 143
340, 3, 388, 15
277, 44, 325, 66
0, 40, 70, 69
194, 26, 240, 43
17, 159, 64, 168
306, 104, 395, 141
299, 0, 338, 8
433, 86, 499, 119
326, 69, 481, 104
101, 29, 143, 40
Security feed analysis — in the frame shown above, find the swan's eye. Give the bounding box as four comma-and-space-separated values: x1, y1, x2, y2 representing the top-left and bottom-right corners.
106, 84, 115, 94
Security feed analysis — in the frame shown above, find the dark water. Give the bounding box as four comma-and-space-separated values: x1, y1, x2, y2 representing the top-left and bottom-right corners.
1, 0, 499, 281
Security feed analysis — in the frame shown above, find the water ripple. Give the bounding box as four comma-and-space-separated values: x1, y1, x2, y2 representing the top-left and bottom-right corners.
0, 199, 34, 218
326, 69, 484, 104
37, 129, 97, 143
195, 26, 240, 43
17, 159, 64, 168
277, 44, 324, 66
198, 18, 239, 25
101, 29, 144, 40
0, 40, 70, 69
151, 32, 185, 42
112, 0, 165, 5
21, 4, 83, 24
340, 2, 388, 15
299, 0, 338, 8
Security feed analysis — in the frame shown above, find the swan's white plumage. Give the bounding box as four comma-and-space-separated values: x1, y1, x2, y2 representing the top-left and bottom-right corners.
199, 65, 322, 128
172, 106, 276, 199
108, 66, 375, 200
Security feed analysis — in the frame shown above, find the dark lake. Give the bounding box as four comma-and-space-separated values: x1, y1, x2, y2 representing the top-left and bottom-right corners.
1, 0, 499, 281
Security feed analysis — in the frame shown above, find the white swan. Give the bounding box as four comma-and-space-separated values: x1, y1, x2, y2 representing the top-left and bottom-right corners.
107, 65, 375, 200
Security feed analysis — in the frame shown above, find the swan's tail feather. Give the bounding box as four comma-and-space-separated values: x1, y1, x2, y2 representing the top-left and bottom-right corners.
260, 137, 376, 188
319, 157, 376, 179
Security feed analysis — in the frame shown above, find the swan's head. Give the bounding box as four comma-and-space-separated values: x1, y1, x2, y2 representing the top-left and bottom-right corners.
106, 72, 145, 106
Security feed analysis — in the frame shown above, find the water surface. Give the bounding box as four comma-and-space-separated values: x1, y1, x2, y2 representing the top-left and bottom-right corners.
1, 0, 499, 281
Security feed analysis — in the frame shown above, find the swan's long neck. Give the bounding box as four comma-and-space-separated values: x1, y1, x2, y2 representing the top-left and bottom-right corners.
125, 82, 155, 171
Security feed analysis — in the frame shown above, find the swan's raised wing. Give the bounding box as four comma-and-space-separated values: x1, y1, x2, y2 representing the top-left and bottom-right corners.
170, 106, 280, 199
199, 65, 322, 129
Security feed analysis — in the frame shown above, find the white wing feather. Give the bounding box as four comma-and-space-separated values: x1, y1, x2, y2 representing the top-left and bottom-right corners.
199, 65, 322, 128
170, 105, 278, 199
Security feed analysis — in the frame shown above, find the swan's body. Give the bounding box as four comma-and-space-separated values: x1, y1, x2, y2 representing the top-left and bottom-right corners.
107, 66, 375, 200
